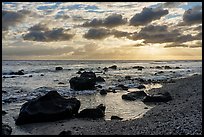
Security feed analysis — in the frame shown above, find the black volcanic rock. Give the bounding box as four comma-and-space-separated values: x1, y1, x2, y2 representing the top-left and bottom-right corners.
15, 91, 80, 125
77, 104, 106, 119
56, 67, 63, 71
122, 91, 147, 101
108, 65, 117, 70
143, 92, 172, 103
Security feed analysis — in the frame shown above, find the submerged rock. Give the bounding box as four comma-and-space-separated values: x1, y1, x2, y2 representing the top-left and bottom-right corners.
56, 67, 63, 71
77, 104, 105, 119
2, 110, 7, 115
2, 123, 12, 135
137, 84, 146, 89
143, 92, 172, 103
117, 84, 128, 90
15, 91, 80, 125
108, 65, 117, 70
122, 91, 147, 101
103, 67, 108, 72
9, 70, 24, 75
132, 66, 144, 69
164, 66, 172, 69
125, 76, 131, 80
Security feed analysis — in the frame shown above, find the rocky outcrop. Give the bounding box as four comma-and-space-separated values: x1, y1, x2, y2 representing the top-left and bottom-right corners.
15, 91, 80, 125
122, 91, 147, 101
100, 89, 108, 95
77, 104, 106, 119
96, 76, 105, 82
143, 92, 172, 103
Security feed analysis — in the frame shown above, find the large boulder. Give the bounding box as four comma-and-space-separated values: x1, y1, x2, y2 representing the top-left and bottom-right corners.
143, 92, 172, 103
70, 71, 99, 90
15, 91, 80, 125
80, 71, 96, 79
77, 104, 106, 119
122, 91, 147, 101
2, 123, 12, 135
69, 77, 96, 90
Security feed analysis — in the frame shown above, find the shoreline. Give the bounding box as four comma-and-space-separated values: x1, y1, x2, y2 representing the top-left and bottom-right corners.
6, 74, 202, 135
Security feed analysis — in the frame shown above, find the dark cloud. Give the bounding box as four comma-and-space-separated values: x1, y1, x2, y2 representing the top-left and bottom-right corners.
23, 25, 74, 42
129, 8, 169, 26
129, 25, 200, 44
82, 14, 127, 28
179, 6, 202, 25
83, 28, 131, 40
111, 29, 131, 38
2, 10, 31, 31
164, 43, 188, 48
83, 28, 111, 39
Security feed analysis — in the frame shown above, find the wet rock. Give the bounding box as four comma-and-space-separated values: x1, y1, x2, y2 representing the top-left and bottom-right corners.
58, 82, 65, 85
175, 66, 180, 69
15, 91, 80, 125
125, 76, 131, 80
132, 66, 144, 69
137, 84, 146, 89
40, 74, 44, 76
80, 71, 96, 79
108, 65, 117, 70
2, 123, 12, 135
29, 75, 32, 77
144, 107, 148, 109
155, 71, 164, 75
56, 67, 63, 71
96, 85, 102, 88
100, 89, 107, 95
2, 110, 7, 115
122, 91, 147, 101
143, 92, 172, 103
59, 130, 72, 135
164, 66, 172, 69
103, 67, 108, 72
10, 70, 24, 75
2, 90, 7, 93
96, 76, 105, 82
155, 66, 162, 69
69, 77, 96, 90
76, 71, 82, 74
77, 104, 105, 119
111, 116, 123, 120
79, 68, 85, 71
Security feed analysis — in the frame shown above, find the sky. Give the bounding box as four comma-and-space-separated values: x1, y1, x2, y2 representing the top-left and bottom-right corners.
2, 2, 202, 60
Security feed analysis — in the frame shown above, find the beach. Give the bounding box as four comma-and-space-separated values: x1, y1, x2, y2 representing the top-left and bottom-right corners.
5, 74, 201, 135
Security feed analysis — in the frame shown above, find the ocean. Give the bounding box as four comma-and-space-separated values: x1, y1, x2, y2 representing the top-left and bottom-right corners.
2, 60, 202, 122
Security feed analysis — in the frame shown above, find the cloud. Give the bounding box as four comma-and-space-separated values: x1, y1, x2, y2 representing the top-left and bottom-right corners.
23, 25, 74, 42
129, 24, 200, 44
188, 41, 202, 48
129, 7, 169, 26
2, 10, 31, 31
82, 14, 127, 28
179, 5, 202, 25
111, 29, 131, 38
83, 28, 111, 39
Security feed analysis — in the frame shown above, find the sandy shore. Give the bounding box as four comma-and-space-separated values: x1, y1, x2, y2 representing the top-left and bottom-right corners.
8, 74, 202, 135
